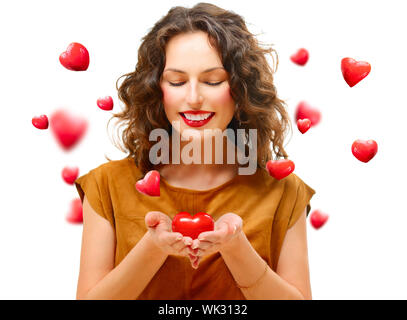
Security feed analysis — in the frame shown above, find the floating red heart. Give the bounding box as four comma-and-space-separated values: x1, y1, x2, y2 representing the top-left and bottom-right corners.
341, 57, 371, 87
97, 96, 114, 111
32, 115, 49, 129
66, 198, 83, 224
62, 166, 79, 185
310, 210, 329, 229
295, 101, 321, 127
352, 139, 378, 163
135, 170, 160, 196
59, 42, 90, 71
297, 118, 311, 134
290, 48, 309, 66
50, 109, 88, 151
266, 159, 295, 180
172, 212, 215, 240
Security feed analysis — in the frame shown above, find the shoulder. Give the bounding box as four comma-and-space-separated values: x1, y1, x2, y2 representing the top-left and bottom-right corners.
91, 157, 138, 173
89, 157, 143, 181
253, 168, 311, 194
279, 173, 313, 194
249, 169, 315, 216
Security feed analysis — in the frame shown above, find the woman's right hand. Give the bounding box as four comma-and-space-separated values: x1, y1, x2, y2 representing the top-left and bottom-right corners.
145, 211, 196, 261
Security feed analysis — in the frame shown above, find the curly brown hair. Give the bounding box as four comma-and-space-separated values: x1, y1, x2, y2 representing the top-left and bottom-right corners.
107, 2, 292, 174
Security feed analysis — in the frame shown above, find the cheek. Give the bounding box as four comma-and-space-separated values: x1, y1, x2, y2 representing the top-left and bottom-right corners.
216, 87, 235, 113
161, 86, 180, 110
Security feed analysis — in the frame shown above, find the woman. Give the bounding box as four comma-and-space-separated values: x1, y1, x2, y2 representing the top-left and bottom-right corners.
75, 3, 315, 300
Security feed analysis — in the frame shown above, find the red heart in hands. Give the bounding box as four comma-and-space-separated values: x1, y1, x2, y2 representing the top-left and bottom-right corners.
66, 198, 83, 224
297, 118, 311, 134
32, 115, 49, 129
310, 210, 329, 229
59, 42, 90, 71
290, 48, 309, 66
295, 101, 321, 127
341, 57, 371, 87
97, 96, 114, 111
50, 109, 88, 151
62, 166, 79, 185
266, 159, 295, 180
351, 139, 378, 163
172, 212, 215, 240
135, 170, 160, 196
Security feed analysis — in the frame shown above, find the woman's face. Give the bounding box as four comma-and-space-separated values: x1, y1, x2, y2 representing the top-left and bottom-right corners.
160, 31, 235, 139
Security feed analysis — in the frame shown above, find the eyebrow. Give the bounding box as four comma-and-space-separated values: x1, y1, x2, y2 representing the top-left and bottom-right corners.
163, 67, 225, 74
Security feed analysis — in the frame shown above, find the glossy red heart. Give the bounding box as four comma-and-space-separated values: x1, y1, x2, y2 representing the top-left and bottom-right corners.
341, 57, 371, 87
135, 170, 160, 196
62, 166, 79, 185
290, 48, 309, 66
351, 139, 378, 163
172, 212, 215, 240
266, 159, 295, 180
297, 118, 311, 134
310, 210, 329, 229
32, 115, 49, 129
66, 198, 83, 224
50, 109, 88, 151
295, 101, 321, 127
59, 42, 89, 71
97, 96, 114, 111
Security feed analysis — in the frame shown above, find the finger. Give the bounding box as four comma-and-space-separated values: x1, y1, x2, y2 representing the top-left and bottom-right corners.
161, 231, 183, 246
191, 239, 200, 249
174, 240, 192, 255
145, 211, 162, 228
188, 254, 200, 268
194, 243, 221, 257
192, 248, 204, 257
183, 236, 193, 247
192, 256, 201, 269
168, 238, 192, 256
198, 223, 229, 242
188, 253, 199, 261
178, 245, 192, 256
188, 247, 200, 256
195, 240, 218, 251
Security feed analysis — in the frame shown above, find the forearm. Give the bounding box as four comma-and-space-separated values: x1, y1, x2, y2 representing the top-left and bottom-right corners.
80, 231, 168, 300
220, 231, 305, 300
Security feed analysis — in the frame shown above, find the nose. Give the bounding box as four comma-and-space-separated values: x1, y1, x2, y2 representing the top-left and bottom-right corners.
186, 80, 203, 108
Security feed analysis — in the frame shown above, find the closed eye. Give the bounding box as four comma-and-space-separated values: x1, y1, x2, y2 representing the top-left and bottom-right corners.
169, 81, 223, 87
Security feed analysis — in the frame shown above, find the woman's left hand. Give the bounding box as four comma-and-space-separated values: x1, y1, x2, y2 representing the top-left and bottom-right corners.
188, 213, 243, 269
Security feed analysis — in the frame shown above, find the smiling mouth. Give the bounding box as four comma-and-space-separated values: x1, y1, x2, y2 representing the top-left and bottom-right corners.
179, 112, 215, 127
179, 112, 215, 121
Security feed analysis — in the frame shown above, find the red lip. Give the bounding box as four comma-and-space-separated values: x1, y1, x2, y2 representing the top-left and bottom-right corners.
179, 112, 215, 128
181, 110, 213, 114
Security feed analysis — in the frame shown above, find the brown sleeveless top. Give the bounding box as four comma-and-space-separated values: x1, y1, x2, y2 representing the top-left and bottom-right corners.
75, 157, 315, 300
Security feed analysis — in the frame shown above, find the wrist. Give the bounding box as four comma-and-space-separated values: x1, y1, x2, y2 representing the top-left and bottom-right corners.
145, 230, 169, 259
220, 229, 245, 255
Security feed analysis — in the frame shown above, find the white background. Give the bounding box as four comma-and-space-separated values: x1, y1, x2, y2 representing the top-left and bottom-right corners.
1, 0, 406, 299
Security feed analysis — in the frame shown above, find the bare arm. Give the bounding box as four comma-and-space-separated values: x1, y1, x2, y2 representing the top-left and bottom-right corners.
76, 196, 191, 300
219, 209, 312, 300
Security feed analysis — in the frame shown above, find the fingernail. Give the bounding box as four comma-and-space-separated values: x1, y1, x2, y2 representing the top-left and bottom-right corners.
176, 235, 182, 240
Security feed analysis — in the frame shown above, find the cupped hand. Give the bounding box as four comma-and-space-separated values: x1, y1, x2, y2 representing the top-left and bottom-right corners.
188, 213, 243, 268
145, 211, 196, 258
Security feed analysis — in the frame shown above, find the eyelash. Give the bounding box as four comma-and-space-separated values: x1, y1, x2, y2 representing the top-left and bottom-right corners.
169, 81, 223, 87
